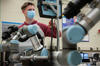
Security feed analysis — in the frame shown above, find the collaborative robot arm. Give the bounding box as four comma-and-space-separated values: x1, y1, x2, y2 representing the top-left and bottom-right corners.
0, 24, 48, 66
12, 24, 44, 51
63, 1, 100, 44
58, 0, 100, 66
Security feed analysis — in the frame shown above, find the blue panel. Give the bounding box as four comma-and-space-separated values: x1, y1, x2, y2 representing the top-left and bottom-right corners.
1, 21, 23, 25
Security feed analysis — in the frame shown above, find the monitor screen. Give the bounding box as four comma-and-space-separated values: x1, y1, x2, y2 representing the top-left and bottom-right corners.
80, 53, 90, 62
84, 53, 89, 59
80, 53, 89, 59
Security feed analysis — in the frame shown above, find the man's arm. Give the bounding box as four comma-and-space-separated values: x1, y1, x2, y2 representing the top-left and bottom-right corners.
37, 21, 61, 38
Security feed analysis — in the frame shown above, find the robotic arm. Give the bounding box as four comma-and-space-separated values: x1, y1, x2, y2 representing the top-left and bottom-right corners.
12, 24, 44, 51
0, 24, 47, 66
63, 1, 100, 44
56, 0, 100, 66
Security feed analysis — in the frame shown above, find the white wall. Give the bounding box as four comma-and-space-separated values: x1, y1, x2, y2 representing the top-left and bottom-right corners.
1, 0, 50, 23
78, 22, 100, 50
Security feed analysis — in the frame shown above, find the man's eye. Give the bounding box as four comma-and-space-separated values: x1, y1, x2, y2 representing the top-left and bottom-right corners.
28, 9, 32, 11
32, 9, 35, 11
28, 9, 35, 11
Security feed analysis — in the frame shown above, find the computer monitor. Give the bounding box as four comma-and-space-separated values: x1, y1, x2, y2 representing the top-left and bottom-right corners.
84, 53, 89, 59
37, 0, 62, 18
80, 53, 90, 62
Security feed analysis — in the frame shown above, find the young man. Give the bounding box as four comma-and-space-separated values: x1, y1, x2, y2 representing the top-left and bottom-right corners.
19, 2, 61, 38
19, 2, 61, 66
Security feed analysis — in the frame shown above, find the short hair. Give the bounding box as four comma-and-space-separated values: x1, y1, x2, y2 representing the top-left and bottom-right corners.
21, 2, 35, 10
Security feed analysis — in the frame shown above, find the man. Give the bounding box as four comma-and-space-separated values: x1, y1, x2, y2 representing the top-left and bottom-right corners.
19, 2, 61, 38
19, 2, 61, 66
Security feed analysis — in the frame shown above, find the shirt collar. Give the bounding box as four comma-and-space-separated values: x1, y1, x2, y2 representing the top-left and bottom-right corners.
24, 20, 37, 25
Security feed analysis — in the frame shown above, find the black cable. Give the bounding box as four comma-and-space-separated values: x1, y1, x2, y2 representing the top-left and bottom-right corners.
50, 18, 54, 66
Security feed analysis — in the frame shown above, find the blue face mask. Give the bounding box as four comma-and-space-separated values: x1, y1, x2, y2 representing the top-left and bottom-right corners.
27, 10, 35, 19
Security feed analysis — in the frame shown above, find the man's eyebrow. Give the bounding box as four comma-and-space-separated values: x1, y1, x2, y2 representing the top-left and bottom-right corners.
28, 9, 35, 10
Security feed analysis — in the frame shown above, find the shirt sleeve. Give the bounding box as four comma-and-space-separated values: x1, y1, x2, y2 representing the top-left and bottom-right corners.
18, 24, 24, 28
37, 22, 61, 38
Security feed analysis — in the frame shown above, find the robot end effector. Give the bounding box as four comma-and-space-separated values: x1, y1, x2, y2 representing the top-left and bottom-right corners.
12, 24, 44, 51
2, 24, 44, 42
2, 25, 18, 40
1, 24, 45, 53
12, 24, 44, 42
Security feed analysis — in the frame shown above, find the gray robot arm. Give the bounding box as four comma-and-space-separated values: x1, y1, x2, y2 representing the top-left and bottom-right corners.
63, 3, 100, 44
13, 24, 44, 51
56, 1, 100, 66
